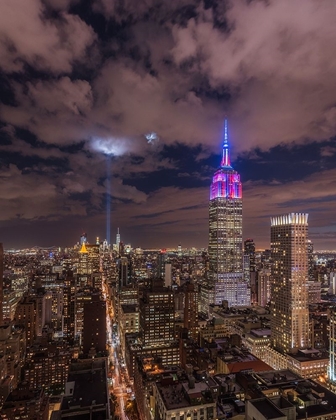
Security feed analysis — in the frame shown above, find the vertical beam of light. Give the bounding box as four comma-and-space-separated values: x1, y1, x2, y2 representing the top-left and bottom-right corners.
106, 156, 111, 245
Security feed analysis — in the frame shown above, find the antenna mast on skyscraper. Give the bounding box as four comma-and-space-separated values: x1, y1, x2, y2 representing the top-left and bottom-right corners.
221, 117, 231, 168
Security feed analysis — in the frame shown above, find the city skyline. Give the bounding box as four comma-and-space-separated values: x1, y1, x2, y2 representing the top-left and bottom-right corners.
1, 1, 336, 249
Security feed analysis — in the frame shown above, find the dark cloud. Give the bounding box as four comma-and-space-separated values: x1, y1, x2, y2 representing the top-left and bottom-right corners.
0, 0, 96, 74
170, 0, 336, 149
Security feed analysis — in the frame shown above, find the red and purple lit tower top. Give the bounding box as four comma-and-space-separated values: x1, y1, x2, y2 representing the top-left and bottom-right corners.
210, 119, 242, 200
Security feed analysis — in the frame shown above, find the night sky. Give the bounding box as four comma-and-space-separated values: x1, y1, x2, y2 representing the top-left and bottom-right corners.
1, 0, 336, 250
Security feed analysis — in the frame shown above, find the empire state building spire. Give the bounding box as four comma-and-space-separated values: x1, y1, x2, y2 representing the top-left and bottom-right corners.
221, 118, 231, 168
206, 117, 250, 309
210, 119, 242, 201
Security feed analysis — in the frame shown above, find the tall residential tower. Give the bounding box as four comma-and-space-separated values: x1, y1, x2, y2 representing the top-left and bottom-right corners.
207, 119, 250, 307
270, 213, 310, 354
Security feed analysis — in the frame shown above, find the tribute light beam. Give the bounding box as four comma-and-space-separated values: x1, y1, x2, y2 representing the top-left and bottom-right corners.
91, 134, 154, 245
106, 156, 111, 245
91, 136, 129, 246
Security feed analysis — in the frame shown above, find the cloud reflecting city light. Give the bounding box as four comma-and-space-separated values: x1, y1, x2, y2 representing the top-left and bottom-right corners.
145, 132, 160, 145
91, 137, 131, 156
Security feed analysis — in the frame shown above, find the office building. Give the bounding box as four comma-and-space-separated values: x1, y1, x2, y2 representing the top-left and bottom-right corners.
82, 295, 106, 355
244, 239, 257, 303
86, 244, 100, 273
307, 239, 315, 281
14, 297, 36, 346
119, 256, 129, 288
183, 282, 199, 341
80, 232, 87, 245
119, 286, 138, 306
208, 119, 249, 307
286, 349, 329, 381
74, 290, 93, 343
307, 280, 321, 303
244, 238, 256, 275
62, 272, 76, 341
270, 213, 309, 354
330, 272, 336, 295
0, 325, 26, 393
2, 290, 19, 322
119, 304, 139, 354
1, 382, 49, 420
330, 307, 336, 383
257, 268, 271, 307
116, 227, 121, 252
78, 242, 89, 275
125, 333, 180, 377
156, 250, 166, 279
164, 263, 172, 287
53, 359, 110, 420
23, 343, 71, 392
34, 291, 50, 338
139, 285, 175, 348
153, 376, 216, 420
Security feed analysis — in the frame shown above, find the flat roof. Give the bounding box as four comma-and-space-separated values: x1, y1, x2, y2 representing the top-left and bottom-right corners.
250, 328, 271, 337
251, 398, 285, 419
288, 351, 329, 362
121, 304, 138, 313
255, 370, 301, 388
157, 381, 213, 410
61, 360, 108, 410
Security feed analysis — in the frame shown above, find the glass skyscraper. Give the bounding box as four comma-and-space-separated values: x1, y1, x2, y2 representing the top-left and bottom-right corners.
208, 119, 250, 307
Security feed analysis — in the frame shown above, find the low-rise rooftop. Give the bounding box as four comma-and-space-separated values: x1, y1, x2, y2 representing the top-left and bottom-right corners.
61, 359, 108, 410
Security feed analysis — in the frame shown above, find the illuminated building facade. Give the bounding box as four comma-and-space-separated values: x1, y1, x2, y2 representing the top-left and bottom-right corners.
119, 304, 139, 355
307, 239, 315, 281
2, 290, 19, 321
270, 213, 310, 354
257, 268, 271, 307
119, 256, 129, 288
139, 286, 175, 348
74, 291, 93, 343
23, 344, 71, 392
244, 239, 256, 273
62, 272, 76, 341
80, 232, 87, 244
1, 383, 49, 420
329, 307, 336, 383
183, 282, 199, 341
0, 325, 26, 392
86, 244, 100, 273
116, 227, 121, 252
208, 119, 249, 307
78, 242, 89, 275
14, 297, 36, 346
244, 238, 257, 303
82, 295, 106, 355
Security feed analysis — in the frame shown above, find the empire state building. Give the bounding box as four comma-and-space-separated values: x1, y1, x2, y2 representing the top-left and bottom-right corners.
207, 119, 250, 307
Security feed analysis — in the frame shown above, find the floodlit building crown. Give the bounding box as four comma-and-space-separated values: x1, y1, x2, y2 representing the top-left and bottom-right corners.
270, 213, 308, 227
